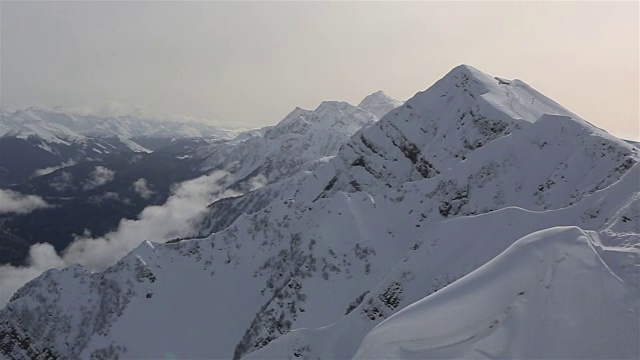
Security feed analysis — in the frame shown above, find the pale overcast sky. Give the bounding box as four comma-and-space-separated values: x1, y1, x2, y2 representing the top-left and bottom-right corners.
1, 1, 638, 139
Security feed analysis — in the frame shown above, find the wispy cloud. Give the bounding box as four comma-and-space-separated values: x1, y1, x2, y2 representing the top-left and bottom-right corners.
0, 171, 267, 307
0, 243, 65, 306
0, 189, 50, 214
83, 166, 115, 190
32, 160, 77, 177
133, 178, 154, 199
65, 171, 239, 270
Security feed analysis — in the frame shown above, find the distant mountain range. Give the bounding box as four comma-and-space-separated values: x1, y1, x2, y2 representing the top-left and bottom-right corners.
0, 107, 239, 187
0, 107, 241, 266
0, 66, 638, 360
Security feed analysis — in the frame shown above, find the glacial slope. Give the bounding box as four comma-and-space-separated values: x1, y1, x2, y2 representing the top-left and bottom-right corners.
354, 227, 639, 359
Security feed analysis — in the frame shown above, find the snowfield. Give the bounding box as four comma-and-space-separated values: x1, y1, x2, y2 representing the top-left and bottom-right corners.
1, 65, 638, 360
353, 227, 639, 359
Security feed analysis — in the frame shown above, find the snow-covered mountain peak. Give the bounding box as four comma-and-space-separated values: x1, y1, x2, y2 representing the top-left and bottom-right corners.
264, 101, 376, 140
357, 90, 403, 119
197, 99, 379, 188
273, 106, 313, 127
293, 65, 591, 200
442, 64, 497, 89
409, 64, 578, 125
192, 98, 393, 236
268, 101, 369, 132
315, 100, 353, 113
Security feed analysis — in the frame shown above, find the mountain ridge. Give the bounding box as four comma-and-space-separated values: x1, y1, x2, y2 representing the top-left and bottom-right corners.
0, 65, 637, 360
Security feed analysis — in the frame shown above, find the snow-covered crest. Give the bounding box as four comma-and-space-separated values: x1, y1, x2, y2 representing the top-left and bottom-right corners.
357, 90, 403, 119
197, 97, 388, 185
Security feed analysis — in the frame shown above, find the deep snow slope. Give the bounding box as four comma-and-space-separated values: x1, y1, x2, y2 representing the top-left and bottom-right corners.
354, 227, 639, 359
191, 93, 400, 235
246, 162, 640, 360
199, 104, 637, 236
1, 65, 638, 360
298, 65, 585, 200
196, 96, 391, 182
191, 65, 587, 238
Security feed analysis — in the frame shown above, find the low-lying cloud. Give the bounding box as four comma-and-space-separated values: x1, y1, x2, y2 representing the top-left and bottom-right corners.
32, 160, 77, 177
83, 166, 115, 190
133, 178, 154, 199
0, 189, 50, 214
0, 243, 64, 306
65, 171, 240, 270
0, 171, 267, 306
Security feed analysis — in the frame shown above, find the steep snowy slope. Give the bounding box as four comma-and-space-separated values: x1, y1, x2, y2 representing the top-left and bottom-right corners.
3, 157, 635, 360
199, 107, 637, 235
193, 66, 560, 237
301, 65, 584, 199
354, 227, 639, 359
200, 64, 590, 235
197, 98, 385, 182
1, 66, 637, 360
248, 163, 640, 359
192, 93, 399, 235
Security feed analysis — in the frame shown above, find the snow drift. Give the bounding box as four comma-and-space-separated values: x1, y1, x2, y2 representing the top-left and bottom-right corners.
354, 226, 639, 359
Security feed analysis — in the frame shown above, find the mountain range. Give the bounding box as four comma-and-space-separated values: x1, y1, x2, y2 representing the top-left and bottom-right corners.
0, 107, 241, 187
0, 92, 399, 266
0, 65, 638, 360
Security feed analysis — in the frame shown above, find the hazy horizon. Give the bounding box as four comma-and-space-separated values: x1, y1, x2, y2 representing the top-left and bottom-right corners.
1, 1, 638, 139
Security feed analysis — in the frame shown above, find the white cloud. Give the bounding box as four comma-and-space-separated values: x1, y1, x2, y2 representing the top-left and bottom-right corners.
32, 160, 77, 177
133, 178, 154, 199
83, 166, 115, 190
64, 171, 241, 270
0, 171, 268, 306
0, 243, 65, 306
0, 189, 50, 214
248, 174, 268, 191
